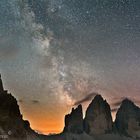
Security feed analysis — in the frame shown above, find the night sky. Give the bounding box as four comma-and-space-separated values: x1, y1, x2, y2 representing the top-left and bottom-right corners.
0, 0, 140, 134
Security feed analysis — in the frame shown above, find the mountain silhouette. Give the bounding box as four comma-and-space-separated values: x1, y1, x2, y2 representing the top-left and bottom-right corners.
84, 94, 113, 135
0, 75, 39, 140
0, 74, 140, 140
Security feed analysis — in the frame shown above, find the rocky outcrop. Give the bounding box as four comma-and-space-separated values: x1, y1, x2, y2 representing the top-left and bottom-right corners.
115, 99, 140, 138
0, 74, 36, 139
63, 105, 84, 134
84, 95, 113, 135
62, 94, 140, 139
0, 93, 26, 139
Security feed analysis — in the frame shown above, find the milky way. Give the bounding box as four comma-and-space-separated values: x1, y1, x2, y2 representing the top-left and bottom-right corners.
0, 0, 140, 134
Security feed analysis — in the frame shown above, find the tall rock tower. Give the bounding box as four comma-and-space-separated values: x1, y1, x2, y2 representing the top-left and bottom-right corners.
115, 99, 140, 138
63, 105, 84, 134
84, 95, 113, 135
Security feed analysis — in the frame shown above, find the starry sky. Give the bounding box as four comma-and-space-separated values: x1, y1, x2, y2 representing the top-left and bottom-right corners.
0, 0, 140, 134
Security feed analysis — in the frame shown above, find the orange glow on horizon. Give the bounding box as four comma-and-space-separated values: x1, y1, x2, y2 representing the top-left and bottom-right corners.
24, 112, 117, 135
23, 113, 65, 135
20, 101, 118, 135
19, 103, 69, 135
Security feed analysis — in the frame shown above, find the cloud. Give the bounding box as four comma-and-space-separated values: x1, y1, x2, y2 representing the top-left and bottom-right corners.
18, 99, 23, 103
111, 101, 122, 107
111, 97, 140, 113
74, 92, 97, 106
31, 100, 40, 104
111, 96, 127, 108
18, 99, 41, 104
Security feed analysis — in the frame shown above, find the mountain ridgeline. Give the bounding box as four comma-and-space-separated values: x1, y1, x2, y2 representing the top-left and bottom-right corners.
63, 95, 140, 138
0, 74, 140, 140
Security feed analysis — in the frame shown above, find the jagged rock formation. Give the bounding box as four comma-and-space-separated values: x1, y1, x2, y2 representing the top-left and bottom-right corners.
0, 74, 36, 140
115, 99, 140, 138
84, 95, 113, 135
1, 74, 140, 140
63, 105, 84, 134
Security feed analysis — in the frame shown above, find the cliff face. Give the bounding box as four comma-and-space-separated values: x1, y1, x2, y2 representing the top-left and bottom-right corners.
84, 95, 113, 135
0, 75, 34, 139
0, 93, 25, 137
63, 105, 84, 134
115, 99, 140, 138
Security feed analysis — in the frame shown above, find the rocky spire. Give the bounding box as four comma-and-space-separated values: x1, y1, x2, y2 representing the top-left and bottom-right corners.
115, 98, 140, 138
84, 95, 113, 135
63, 105, 84, 134
0, 74, 4, 92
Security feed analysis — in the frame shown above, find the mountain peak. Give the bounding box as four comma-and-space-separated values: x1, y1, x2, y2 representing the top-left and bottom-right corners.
71, 104, 82, 113
121, 98, 135, 107
84, 95, 113, 135
115, 99, 140, 138
92, 94, 104, 103
94, 94, 104, 100
63, 104, 84, 134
